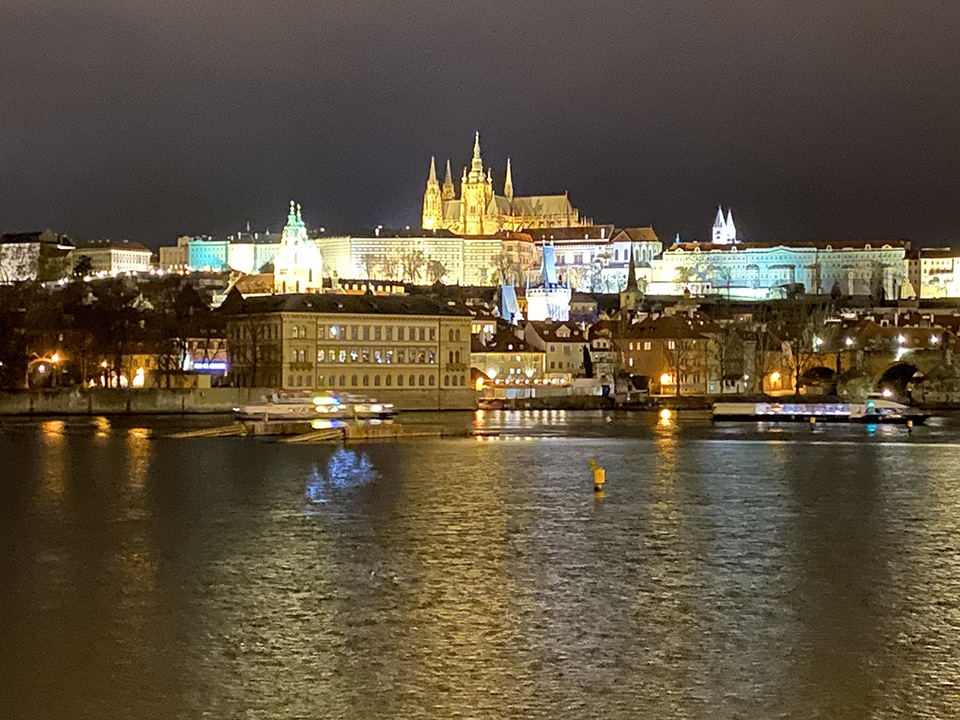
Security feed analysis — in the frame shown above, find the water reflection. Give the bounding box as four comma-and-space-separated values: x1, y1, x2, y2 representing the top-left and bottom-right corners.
305, 448, 379, 506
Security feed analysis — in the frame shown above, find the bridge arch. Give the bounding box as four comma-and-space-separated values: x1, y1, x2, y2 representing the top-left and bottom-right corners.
875, 362, 922, 397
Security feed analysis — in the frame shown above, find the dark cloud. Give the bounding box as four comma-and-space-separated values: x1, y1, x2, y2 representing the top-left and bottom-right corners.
2, 0, 959, 246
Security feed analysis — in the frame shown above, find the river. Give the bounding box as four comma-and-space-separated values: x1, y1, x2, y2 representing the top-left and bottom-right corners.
2, 410, 960, 718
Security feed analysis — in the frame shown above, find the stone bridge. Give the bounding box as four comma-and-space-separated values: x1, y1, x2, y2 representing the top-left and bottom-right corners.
801, 348, 951, 394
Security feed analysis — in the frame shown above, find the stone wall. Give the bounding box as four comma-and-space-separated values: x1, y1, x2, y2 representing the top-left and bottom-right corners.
0, 387, 477, 415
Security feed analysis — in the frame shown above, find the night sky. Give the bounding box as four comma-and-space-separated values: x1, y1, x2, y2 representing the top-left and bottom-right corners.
3, 1, 960, 247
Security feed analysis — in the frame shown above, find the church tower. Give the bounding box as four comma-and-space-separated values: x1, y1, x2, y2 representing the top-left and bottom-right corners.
421, 156, 443, 230
712, 206, 726, 244
441, 159, 455, 201
274, 201, 323, 294
620, 242, 640, 312
460, 132, 490, 235
504, 158, 514, 201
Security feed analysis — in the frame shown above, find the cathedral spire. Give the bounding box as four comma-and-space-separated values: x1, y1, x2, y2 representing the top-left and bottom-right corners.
427, 156, 439, 187
442, 158, 455, 200
725, 208, 737, 242
469, 131, 484, 179
504, 158, 514, 200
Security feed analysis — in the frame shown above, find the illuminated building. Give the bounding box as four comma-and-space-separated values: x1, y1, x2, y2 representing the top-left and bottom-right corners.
907, 247, 960, 299
421, 132, 590, 235
273, 201, 323, 294
524, 243, 570, 322
470, 329, 545, 382
711, 206, 738, 244
523, 320, 588, 379
224, 293, 474, 409
0, 229, 74, 283
314, 228, 537, 287
71, 239, 153, 274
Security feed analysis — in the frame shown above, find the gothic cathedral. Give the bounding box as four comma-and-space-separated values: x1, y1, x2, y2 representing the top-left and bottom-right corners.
422, 133, 589, 235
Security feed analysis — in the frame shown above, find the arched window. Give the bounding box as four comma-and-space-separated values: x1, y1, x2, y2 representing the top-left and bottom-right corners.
292, 349, 298, 362
448, 329, 454, 341
296, 375, 302, 386
409, 374, 415, 386
444, 375, 449, 386
351, 375, 358, 386
339, 375, 346, 386
397, 374, 404, 386
460, 375, 465, 386
455, 329, 461, 341
288, 375, 294, 387
448, 351, 454, 364
428, 375, 435, 386
455, 350, 460, 363
418, 374, 425, 386
385, 375, 391, 386
305, 375, 312, 386
362, 375, 369, 387
317, 375, 324, 386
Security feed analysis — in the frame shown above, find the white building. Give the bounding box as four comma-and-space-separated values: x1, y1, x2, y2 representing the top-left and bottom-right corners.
274, 201, 324, 294
910, 247, 960, 299
314, 229, 538, 286
523, 226, 662, 293
648, 240, 908, 300
711, 207, 737, 244
72, 239, 153, 274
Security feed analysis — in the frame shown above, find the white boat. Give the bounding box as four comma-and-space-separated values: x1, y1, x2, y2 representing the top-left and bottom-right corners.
712, 397, 929, 424
235, 391, 396, 422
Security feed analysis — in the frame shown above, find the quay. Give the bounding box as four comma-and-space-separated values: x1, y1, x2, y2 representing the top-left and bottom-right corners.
169, 420, 483, 442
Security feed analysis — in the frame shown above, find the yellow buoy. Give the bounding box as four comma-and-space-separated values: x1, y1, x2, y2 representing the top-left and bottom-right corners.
590, 458, 605, 492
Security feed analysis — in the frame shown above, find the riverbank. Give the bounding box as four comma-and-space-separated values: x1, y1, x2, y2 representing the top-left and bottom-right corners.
0, 387, 476, 415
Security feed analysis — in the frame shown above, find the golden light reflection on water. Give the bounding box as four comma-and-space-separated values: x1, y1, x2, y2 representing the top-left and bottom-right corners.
38, 420, 67, 504
93, 416, 111, 438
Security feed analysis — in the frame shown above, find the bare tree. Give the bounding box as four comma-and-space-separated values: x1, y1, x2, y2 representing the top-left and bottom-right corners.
401, 249, 426, 283
358, 253, 379, 280
426, 259, 447, 284
491, 251, 520, 285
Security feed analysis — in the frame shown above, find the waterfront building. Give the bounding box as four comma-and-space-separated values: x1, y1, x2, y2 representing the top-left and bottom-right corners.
523, 320, 589, 379
72, 239, 153, 274
421, 133, 590, 235
223, 293, 474, 409
0, 229, 74, 283
618, 313, 720, 395
470, 327, 545, 382
273, 202, 323, 294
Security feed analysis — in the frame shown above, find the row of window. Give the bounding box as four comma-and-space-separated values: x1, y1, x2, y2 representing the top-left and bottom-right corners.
627, 341, 675, 351
312, 348, 438, 364
287, 373, 469, 389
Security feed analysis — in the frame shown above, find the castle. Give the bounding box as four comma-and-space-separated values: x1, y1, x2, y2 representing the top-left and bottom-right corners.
422, 133, 589, 235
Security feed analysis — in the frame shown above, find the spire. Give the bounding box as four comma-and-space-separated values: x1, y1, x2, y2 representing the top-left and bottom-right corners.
288, 200, 297, 224
674, 233, 681, 245
426, 156, 439, 188
713, 206, 725, 228
504, 158, 514, 200
725, 208, 736, 242
626, 241, 639, 291
469, 131, 484, 179
442, 158, 455, 200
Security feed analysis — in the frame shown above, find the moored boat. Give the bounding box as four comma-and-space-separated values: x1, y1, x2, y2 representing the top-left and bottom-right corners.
712, 397, 930, 425
235, 391, 396, 422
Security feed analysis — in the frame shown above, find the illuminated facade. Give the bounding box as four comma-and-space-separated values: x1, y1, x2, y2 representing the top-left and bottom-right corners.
72, 239, 153, 274
273, 202, 323, 294
315, 229, 538, 287
224, 293, 474, 409
422, 133, 589, 235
